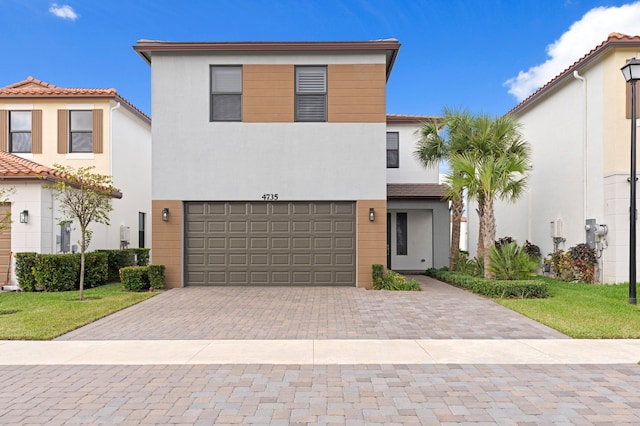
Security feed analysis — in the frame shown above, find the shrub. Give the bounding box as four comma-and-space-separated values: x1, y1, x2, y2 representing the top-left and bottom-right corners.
125, 248, 150, 266
120, 266, 149, 291
372, 268, 421, 291
147, 264, 166, 290
452, 251, 484, 277
545, 243, 597, 283
523, 240, 541, 262
494, 236, 515, 249
33, 254, 79, 292
488, 242, 538, 280
426, 268, 548, 299
82, 252, 109, 288
372, 264, 385, 289
96, 250, 137, 282
15, 252, 38, 291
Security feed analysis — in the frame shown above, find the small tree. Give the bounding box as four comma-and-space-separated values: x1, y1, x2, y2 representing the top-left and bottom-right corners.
46, 165, 119, 300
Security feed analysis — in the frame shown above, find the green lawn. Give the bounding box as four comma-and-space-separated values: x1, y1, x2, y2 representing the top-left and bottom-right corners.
497, 276, 640, 338
0, 284, 158, 340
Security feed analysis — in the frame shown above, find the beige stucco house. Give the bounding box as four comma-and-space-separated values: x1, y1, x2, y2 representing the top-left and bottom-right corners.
0, 77, 151, 285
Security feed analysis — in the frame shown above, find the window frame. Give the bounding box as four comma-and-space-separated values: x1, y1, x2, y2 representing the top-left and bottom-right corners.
8, 110, 32, 153
386, 132, 399, 168
210, 65, 243, 122
69, 110, 93, 153
295, 66, 327, 122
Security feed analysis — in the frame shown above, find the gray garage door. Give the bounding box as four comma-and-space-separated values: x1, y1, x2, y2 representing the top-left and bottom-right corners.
185, 201, 356, 286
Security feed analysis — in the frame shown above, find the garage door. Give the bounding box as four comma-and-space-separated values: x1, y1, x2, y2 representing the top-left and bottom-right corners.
185, 201, 356, 286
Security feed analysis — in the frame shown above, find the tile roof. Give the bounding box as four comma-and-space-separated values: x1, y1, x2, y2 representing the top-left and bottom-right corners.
387, 183, 448, 199
0, 76, 150, 124
387, 114, 439, 124
0, 151, 122, 198
508, 33, 640, 115
0, 151, 60, 179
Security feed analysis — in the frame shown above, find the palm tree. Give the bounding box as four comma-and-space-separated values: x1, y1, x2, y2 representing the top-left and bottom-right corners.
414, 108, 474, 270
446, 114, 531, 278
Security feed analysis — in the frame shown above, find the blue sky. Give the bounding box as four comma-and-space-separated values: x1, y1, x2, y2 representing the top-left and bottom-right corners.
2, 0, 640, 117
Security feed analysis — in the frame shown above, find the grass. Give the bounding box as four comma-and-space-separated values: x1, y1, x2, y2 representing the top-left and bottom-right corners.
0, 283, 158, 340
496, 276, 640, 338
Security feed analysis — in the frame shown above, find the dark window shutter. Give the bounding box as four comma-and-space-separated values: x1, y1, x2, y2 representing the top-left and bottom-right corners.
295, 67, 327, 122
0, 110, 6, 152
93, 109, 103, 153
32, 110, 42, 154
58, 109, 68, 154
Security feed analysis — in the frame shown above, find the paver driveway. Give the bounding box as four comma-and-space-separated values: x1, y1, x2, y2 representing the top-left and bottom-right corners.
56, 275, 567, 340
3, 275, 640, 425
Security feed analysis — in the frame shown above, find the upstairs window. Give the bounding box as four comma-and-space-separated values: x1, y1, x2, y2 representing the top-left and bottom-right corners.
210, 66, 242, 121
69, 110, 93, 153
9, 111, 32, 153
295, 66, 327, 122
386, 132, 399, 168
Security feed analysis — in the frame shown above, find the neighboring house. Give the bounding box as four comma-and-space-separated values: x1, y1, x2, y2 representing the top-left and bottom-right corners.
134, 39, 450, 288
386, 114, 449, 272
469, 32, 640, 283
0, 77, 151, 284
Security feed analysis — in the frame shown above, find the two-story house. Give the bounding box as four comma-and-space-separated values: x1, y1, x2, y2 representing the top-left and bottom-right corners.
0, 77, 151, 285
470, 33, 640, 283
134, 39, 449, 288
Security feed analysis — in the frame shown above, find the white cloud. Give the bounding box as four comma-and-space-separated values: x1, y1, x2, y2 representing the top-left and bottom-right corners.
49, 3, 78, 20
505, 2, 640, 102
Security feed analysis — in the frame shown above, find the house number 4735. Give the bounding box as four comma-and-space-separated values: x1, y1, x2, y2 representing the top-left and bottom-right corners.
261, 193, 279, 201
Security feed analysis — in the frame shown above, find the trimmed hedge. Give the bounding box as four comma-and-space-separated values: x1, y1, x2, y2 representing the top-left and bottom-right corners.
95, 248, 150, 282
16, 252, 110, 291
426, 268, 548, 299
120, 266, 150, 291
14, 252, 39, 291
33, 254, 79, 292
147, 264, 166, 290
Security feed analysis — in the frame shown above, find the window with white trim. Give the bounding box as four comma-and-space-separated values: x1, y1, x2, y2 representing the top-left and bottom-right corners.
295, 66, 327, 122
9, 111, 32, 153
210, 66, 242, 121
69, 110, 93, 153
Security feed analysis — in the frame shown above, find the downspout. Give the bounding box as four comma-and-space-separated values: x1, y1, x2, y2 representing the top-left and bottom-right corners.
573, 70, 587, 225
109, 102, 121, 249
110, 102, 121, 177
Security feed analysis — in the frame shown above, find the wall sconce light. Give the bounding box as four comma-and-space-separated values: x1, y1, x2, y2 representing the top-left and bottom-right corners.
162, 208, 169, 222
19, 210, 29, 224
369, 208, 375, 222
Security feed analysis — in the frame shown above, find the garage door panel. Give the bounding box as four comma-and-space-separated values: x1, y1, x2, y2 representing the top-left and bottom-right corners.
185, 201, 355, 286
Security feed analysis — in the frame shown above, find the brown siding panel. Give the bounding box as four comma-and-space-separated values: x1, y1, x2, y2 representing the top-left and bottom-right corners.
328, 64, 386, 123
243, 64, 294, 122
57, 109, 68, 154
32, 110, 42, 154
93, 109, 103, 153
356, 200, 387, 289
0, 110, 6, 152
152, 200, 183, 288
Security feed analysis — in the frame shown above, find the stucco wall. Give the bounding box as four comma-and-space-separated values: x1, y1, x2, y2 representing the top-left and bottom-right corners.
385, 122, 439, 184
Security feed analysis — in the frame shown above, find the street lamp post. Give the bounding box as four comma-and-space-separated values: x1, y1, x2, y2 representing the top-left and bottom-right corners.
621, 58, 640, 304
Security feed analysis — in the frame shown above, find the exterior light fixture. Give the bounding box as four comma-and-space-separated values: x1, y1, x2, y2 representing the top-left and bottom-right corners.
621, 57, 640, 304
369, 208, 375, 222
19, 210, 28, 224
162, 208, 169, 222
